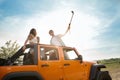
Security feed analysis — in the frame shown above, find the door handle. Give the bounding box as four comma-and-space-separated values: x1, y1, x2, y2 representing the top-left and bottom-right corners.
64, 63, 70, 66
41, 64, 49, 67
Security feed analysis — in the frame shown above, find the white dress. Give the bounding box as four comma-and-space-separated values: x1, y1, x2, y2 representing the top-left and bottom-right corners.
29, 37, 38, 44
29, 37, 38, 54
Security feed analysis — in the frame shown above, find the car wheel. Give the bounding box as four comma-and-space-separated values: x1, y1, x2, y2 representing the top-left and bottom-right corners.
97, 71, 112, 80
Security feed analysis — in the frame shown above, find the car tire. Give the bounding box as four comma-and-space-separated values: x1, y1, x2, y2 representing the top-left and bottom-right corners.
9, 76, 39, 80
96, 71, 112, 80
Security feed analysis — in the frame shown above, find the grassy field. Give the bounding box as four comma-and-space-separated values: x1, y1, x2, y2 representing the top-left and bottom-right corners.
98, 58, 120, 80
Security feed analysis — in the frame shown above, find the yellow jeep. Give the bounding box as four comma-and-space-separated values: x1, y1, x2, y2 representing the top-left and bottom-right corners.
0, 44, 112, 80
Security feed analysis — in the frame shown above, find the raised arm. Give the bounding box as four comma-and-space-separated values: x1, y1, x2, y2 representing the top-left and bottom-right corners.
63, 24, 71, 36
61, 11, 74, 37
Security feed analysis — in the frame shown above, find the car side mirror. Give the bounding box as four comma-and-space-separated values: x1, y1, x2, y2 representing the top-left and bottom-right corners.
78, 55, 83, 63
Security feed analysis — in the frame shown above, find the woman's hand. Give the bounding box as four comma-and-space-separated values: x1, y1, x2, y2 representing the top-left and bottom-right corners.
23, 45, 26, 50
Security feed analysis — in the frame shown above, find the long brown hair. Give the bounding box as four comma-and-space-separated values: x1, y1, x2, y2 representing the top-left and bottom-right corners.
29, 28, 37, 36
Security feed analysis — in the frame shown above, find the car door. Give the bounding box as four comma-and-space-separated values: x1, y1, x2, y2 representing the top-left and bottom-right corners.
38, 46, 64, 80
62, 48, 85, 80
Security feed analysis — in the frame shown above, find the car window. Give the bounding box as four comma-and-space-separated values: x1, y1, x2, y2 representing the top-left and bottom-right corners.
40, 47, 59, 60
63, 49, 78, 60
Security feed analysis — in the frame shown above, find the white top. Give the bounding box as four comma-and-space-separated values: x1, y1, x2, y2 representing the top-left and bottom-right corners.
29, 37, 38, 44
29, 37, 38, 53
50, 34, 65, 46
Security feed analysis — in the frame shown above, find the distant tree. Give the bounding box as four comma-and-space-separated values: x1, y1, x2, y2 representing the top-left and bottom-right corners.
0, 40, 20, 59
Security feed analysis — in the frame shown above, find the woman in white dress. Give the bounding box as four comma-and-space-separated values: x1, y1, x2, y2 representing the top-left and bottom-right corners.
23, 28, 39, 56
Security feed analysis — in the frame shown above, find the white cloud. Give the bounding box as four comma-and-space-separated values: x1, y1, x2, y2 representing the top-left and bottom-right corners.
0, 9, 101, 49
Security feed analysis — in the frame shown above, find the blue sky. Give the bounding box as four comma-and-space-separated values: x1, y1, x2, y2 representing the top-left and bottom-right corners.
0, 0, 120, 60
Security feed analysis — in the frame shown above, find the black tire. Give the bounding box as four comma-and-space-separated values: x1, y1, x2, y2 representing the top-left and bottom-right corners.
9, 76, 39, 80
97, 71, 112, 80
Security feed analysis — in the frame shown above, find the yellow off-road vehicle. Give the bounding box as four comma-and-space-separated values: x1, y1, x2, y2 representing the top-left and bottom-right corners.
0, 44, 112, 80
